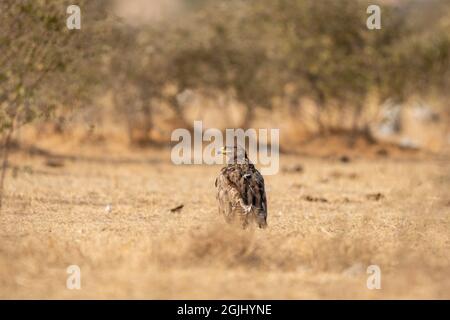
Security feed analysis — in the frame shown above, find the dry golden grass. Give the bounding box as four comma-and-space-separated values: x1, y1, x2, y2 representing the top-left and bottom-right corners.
0, 143, 449, 299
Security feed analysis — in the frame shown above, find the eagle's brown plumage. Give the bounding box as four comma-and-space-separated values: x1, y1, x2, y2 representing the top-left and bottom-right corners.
215, 146, 267, 228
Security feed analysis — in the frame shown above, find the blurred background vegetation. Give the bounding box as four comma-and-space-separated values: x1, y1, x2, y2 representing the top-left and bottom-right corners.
1, 0, 449, 150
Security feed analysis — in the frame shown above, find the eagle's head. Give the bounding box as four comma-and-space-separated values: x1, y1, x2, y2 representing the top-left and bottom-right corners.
218, 145, 248, 165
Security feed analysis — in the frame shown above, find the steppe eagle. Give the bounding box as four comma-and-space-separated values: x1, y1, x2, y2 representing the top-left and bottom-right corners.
215, 145, 268, 228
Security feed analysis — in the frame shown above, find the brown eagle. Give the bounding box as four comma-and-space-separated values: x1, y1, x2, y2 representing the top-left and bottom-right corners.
215, 145, 268, 228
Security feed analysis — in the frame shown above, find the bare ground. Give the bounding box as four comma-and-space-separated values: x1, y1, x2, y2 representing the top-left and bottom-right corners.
0, 146, 449, 299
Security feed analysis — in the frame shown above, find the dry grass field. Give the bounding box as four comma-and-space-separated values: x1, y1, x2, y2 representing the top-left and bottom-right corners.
1, 139, 449, 299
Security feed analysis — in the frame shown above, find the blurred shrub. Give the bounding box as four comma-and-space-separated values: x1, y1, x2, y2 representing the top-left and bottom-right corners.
0, 0, 111, 207
0, 0, 111, 134
1, 0, 449, 144
106, 0, 449, 143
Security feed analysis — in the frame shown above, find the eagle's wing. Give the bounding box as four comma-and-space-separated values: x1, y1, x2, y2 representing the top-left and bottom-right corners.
215, 164, 268, 227
243, 167, 267, 227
